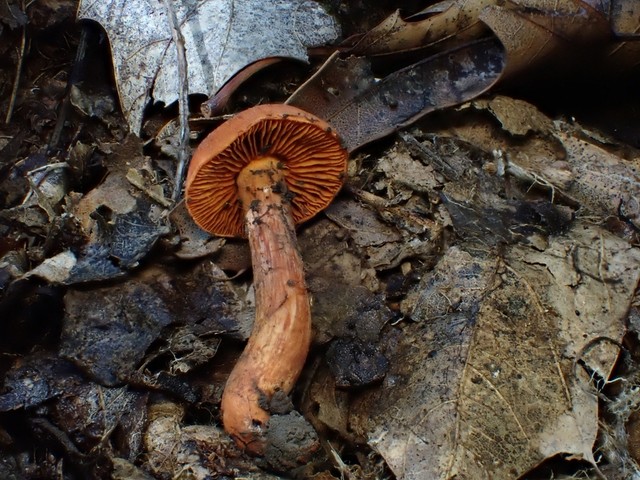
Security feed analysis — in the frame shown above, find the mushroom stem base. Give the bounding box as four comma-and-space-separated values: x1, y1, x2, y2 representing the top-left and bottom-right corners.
221, 160, 311, 455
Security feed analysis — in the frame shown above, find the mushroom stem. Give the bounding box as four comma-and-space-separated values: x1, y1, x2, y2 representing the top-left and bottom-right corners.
220, 157, 311, 454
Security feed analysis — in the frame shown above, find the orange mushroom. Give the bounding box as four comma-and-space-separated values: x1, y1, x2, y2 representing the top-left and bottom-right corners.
185, 104, 348, 454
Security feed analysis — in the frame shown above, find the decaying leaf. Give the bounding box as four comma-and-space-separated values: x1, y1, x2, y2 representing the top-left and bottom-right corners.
0, 355, 84, 412
349, 1, 494, 56
349, 222, 639, 478
22, 136, 171, 285
348, 248, 497, 479
61, 273, 174, 386
48, 382, 148, 457
300, 220, 393, 387
299, 219, 380, 338
60, 263, 253, 386
0, 2, 25, 31
351, 0, 640, 75
475, 95, 554, 136
288, 38, 505, 151
0, 157, 72, 242
435, 95, 640, 230
143, 400, 280, 478
111, 459, 155, 480
325, 197, 440, 270
77, 0, 340, 132
169, 200, 225, 260
25, 250, 78, 284
551, 126, 640, 229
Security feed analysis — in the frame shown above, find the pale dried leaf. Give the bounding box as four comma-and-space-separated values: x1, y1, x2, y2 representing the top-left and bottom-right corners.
143, 401, 282, 477
78, 0, 340, 132
350, 248, 497, 479
375, 143, 440, 193
325, 199, 402, 248
610, 0, 640, 36
325, 198, 439, 269
24, 250, 77, 283
111, 458, 155, 480
170, 201, 225, 260
552, 126, 640, 228
126, 168, 172, 207
507, 224, 639, 379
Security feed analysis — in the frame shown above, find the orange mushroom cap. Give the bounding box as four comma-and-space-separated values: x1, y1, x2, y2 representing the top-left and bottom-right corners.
185, 104, 348, 238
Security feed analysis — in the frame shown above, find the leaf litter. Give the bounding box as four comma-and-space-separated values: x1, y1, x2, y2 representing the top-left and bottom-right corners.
1, 0, 640, 479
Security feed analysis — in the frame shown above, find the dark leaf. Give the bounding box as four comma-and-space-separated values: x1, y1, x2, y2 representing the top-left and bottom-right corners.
288, 38, 505, 151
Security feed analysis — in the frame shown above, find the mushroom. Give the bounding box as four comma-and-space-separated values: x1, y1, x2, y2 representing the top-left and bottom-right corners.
185, 104, 348, 454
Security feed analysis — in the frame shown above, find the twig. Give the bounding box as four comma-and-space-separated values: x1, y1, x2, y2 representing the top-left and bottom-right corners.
5, 1, 27, 125
49, 25, 89, 151
161, 0, 191, 203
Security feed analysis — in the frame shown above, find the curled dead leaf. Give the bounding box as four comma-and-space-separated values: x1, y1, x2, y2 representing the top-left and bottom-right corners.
288, 38, 505, 151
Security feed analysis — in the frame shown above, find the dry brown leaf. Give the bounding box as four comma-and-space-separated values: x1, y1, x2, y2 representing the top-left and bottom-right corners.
349, 1, 495, 56
350, 222, 639, 479
351, 0, 640, 86
481, 0, 640, 75
474, 96, 554, 136
479, 1, 611, 78
288, 0, 639, 152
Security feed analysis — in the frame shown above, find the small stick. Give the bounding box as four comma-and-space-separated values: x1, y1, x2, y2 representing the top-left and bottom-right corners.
161, 0, 191, 203
49, 25, 88, 151
5, 3, 27, 125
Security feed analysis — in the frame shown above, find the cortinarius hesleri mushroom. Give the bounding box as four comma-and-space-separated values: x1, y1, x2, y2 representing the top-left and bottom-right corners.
185, 104, 348, 454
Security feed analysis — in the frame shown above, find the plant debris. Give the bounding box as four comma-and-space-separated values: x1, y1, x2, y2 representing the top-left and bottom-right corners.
0, 1, 639, 478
